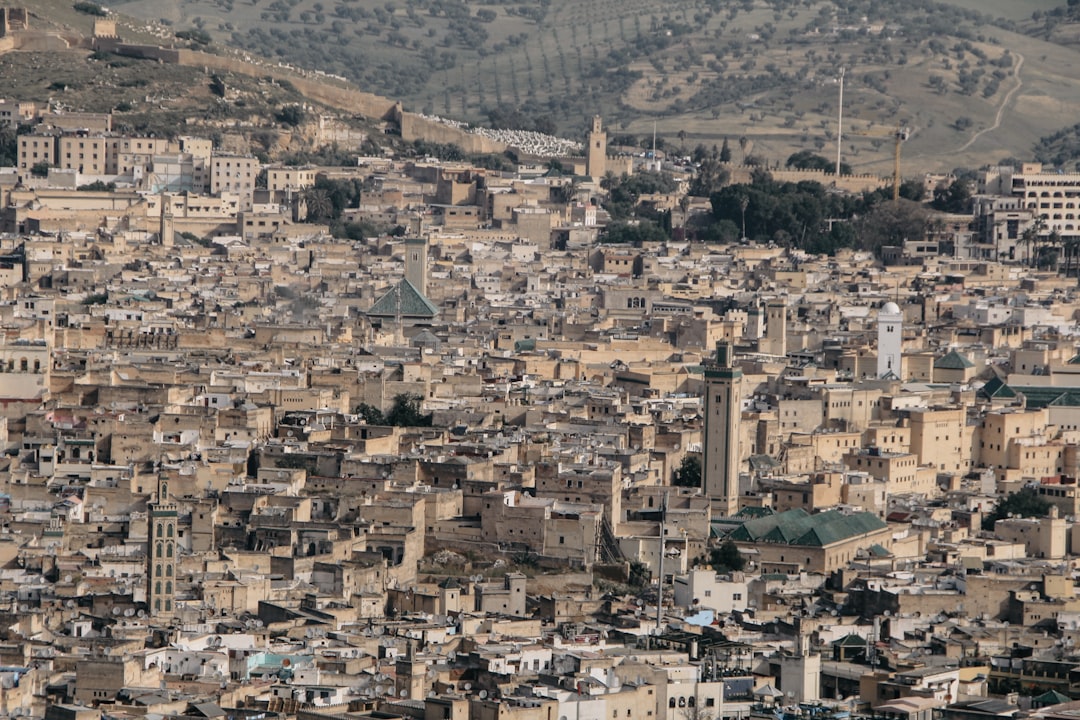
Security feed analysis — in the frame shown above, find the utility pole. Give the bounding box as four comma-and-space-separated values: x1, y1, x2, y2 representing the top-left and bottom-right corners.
655, 490, 668, 632
835, 67, 845, 178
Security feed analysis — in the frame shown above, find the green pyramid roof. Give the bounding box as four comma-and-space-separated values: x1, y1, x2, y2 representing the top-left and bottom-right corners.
1034, 690, 1071, 706
935, 350, 975, 370
367, 278, 439, 318
979, 376, 1016, 400
834, 634, 869, 647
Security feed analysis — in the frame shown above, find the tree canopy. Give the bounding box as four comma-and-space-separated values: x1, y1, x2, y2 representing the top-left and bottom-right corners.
673, 455, 701, 488
710, 538, 746, 573
356, 393, 433, 428
982, 489, 1052, 531
697, 171, 929, 257
786, 150, 850, 176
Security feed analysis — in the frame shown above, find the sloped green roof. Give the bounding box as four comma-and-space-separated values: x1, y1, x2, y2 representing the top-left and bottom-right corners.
979, 376, 1016, 400
1034, 690, 1072, 706
729, 508, 887, 547
1047, 391, 1080, 408
1014, 386, 1080, 410
1068, 354, 1080, 365
367, 278, 439, 318
868, 543, 891, 557
834, 634, 869, 647
935, 350, 975, 370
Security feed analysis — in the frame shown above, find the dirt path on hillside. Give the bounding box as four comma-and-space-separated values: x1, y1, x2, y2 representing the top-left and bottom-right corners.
952, 52, 1025, 154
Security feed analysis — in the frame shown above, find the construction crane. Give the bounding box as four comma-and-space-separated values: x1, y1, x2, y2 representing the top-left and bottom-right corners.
849, 124, 911, 201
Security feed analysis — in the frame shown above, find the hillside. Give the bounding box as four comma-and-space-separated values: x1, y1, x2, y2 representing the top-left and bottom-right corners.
12, 0, 1080, 174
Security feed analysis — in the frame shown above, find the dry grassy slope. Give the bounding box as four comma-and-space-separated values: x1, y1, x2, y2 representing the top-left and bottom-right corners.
23, 0, 1080, 173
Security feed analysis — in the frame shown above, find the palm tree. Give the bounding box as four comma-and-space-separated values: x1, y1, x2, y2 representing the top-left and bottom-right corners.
1063, 236, 1079, 278
303, 187, 332, 222
1019, 225, 1036, 267
1047, 228, 1063, 272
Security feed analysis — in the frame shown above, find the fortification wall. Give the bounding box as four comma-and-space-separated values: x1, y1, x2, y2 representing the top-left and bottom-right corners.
728, 164, 889, 193
398, 112, 507, 154
175, 49, 401, 121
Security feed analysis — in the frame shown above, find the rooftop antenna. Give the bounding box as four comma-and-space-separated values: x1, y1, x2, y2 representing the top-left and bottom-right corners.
835, 67, 845, 178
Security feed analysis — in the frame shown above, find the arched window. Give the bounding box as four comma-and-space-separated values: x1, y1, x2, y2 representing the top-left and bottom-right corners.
19, 358, 26, 371
156, 542, 163, 557
155, 599, 161, 611
156, 523, 163, 538
155, 564, 162, 577
678, 697, 686, 708
155, 581, 162, 594
688, 698, 696, 708
669, 699, 676, 709
165, 599, 171, 611
165, 581, 172, 594
166, 565, 172, 577
166, 543, 173, 558
166, 524, 173, 538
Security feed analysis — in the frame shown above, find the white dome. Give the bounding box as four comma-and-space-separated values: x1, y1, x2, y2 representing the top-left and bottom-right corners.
880, 302, 901, 315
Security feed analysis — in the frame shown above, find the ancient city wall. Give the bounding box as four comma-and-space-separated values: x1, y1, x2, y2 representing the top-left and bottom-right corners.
99, 42, 509, 154
398, 112, 507, 154
728, 164, 889, 193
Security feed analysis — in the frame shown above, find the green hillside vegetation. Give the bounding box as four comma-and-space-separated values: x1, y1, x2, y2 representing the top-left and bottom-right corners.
86, 0, 1080, 173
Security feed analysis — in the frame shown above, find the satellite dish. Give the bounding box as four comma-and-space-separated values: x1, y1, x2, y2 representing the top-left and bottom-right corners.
463, 683, 472, 691
124, 608, 134, 617
137, 610, 146, 618
479, 690, 489, 699
64, 575, 72, 584
400, 689, 408, 698
65, 600, 75, 609
112, 607, 121, 616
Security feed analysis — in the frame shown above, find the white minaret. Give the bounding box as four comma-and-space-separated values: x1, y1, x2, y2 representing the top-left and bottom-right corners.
877, 301, 903, 379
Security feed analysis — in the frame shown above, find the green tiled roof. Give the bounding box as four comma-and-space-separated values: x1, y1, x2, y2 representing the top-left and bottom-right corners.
834, 633, 869, 647
1006, 386, 1080, 410
868, 543, 891, 557
979, 376, 1016, 400
367, 278, 439, 318
729, 508, 887, 547
935, 350, 975, 370
1034, 690, 1071, 706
